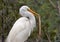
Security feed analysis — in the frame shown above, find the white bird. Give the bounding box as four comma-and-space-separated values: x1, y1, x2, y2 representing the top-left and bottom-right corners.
6, 6, 39, 42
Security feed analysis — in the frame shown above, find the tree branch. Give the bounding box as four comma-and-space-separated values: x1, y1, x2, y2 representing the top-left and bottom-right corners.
45, 33, 51, 42
49, 0, 57, 8
57, 1, 60, 15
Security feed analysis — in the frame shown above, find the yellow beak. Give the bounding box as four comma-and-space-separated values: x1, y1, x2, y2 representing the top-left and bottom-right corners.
28, 8, 39, 16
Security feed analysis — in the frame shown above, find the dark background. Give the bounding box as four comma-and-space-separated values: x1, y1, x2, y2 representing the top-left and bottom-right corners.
0, 0, 60, 42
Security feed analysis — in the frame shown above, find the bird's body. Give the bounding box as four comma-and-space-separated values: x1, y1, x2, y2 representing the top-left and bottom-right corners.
6, 6, 36, 42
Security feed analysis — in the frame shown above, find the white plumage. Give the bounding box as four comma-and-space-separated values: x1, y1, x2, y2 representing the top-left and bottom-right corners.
6, 6, 36, 42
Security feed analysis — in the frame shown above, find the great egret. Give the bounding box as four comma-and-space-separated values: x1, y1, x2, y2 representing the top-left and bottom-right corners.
6, 6, 40, 42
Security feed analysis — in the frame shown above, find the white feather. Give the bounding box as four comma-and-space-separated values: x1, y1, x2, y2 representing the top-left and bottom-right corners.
6, 6, 36, 42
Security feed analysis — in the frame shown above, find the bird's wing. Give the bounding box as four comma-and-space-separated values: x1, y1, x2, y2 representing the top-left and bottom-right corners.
6, 17, 31, 42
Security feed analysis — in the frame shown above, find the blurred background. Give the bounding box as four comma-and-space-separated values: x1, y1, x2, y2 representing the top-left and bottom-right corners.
0, 0, 60, 42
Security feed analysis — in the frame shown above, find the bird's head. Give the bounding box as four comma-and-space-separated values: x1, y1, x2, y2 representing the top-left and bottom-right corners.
19, 6, 39, 17
20, 6, 30, 12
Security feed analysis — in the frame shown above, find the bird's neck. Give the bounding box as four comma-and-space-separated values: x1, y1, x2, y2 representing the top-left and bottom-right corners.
28, 13, 36, 29
24, 11, 36, 29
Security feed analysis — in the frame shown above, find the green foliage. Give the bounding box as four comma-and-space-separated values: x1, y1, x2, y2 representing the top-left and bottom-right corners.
0, 0, 59, 42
